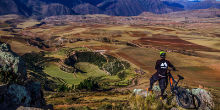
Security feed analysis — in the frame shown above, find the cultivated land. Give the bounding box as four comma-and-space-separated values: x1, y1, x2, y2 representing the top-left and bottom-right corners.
0, 9, 220, 109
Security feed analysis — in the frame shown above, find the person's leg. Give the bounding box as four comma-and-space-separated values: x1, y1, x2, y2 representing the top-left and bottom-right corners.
159, 77, 168, 97
149, 73, 159, 90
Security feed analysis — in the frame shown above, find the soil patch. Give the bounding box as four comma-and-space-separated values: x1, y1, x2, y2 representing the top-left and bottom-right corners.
129, 31, 149, 37
88, 45, 118, 51
116, 52, 154, 72
134, 34, 219, 52
149, 27, 175, 32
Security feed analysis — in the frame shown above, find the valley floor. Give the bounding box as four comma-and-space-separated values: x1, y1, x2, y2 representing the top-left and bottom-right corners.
0, 11, 220, 109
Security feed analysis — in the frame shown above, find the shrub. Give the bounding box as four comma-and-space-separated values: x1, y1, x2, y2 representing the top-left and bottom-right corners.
63, 48, 75, 57
77, 77, 99, 91
104, 55, 130, 75
76, 52, 107, 67
121, 61, 130, 69
57, 84, 70, 92
22, 52, 59, 71
134, 79, 138, 85
117, 71, 127, 80
21, 52, 45, 70
98, 104, 113, 110
64, 56, 77, 66
65, 96, 79, 104
102, 37, 112, 43
103, 60, 127, 75
0, 71, 19, 84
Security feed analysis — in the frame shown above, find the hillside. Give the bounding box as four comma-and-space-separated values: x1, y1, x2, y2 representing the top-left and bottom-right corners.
1, 0, 220, 17
0, 8, 220, 109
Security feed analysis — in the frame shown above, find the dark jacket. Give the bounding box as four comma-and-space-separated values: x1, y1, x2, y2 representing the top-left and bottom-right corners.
155, 59, 175, 76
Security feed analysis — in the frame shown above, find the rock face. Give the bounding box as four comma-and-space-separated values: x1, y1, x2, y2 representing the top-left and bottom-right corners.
24, 81, 45, 107
0, 0, 75, 18
73, 3, 104, 15
40, 3, 74, 17
132, 85, 215, 110
1, 0, 219, 17
0, 81, 46, 109
191, 88, 214, 110
0, 0, 182, 17
5, 84, 31, 107
0, 43, 27, 80
0, 0, 20, 15
0, 43, 47, 109
103, 0, 172, 16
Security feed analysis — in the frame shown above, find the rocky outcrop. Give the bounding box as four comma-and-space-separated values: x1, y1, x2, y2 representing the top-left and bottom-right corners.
0, 43, 48, 109
0, 43, 27, 81
41, 3, 74, 17
4, 84, 31, 107
191, 88, 214, 110
132, 85, 215, 110
0, 81, 46, 109
73, 3, 104, 15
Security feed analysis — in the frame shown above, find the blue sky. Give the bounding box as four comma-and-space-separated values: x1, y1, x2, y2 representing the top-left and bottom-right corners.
188, 0, 220, 1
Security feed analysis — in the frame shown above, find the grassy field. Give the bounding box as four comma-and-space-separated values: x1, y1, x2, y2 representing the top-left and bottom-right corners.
44, 91, 130, 110
17, 19, 40, 28
43, 62, 108, 85
9, 40, 41, 55
178, 34, 220, 50
43, 61, 133, 86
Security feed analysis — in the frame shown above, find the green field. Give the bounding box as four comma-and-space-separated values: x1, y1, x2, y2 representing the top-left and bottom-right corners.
43, 62, 109, 85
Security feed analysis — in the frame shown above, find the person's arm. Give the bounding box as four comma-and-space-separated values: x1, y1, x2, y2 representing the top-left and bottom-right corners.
167, 60, 176, 71
155, 60, 160, 70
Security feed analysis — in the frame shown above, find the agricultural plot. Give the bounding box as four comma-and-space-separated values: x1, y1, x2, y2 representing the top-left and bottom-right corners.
1, 11, 220, 109
43, 63, 107, 85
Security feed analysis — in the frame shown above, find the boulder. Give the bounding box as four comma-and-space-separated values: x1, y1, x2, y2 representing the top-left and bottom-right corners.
24, 80, 45, 107
0, 43, 27, 81
132, 86, 215, 110
191, 88, 214, 110
133, 89, 149, 97
6, 84, 31, 106
132, 85, 161, 97
0, 43, 48, 109
0, 82, 46, 109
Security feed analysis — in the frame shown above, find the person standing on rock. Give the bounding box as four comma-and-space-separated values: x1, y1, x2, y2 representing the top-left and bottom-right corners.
148, 51, 176, 99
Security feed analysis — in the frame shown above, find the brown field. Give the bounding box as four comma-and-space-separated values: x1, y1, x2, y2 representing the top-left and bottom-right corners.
134, 34, 219, 52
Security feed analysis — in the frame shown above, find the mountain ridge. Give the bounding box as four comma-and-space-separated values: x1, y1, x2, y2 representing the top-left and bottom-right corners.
0, 0, 219, 18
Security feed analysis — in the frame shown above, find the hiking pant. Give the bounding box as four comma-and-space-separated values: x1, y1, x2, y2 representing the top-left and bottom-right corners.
149, 73, 168, 96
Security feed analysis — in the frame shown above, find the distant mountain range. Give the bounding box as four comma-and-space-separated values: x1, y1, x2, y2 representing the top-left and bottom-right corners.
0, 0, 219, 18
